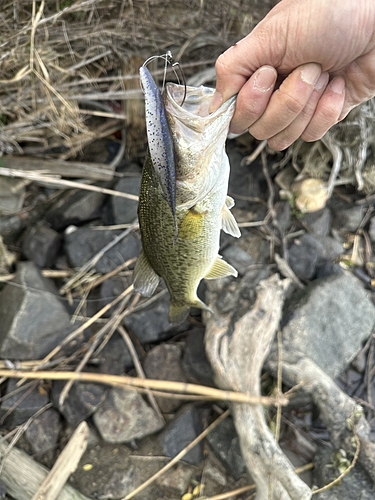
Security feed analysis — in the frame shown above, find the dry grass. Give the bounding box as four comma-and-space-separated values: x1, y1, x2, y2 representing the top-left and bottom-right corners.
279, 99, 375, 195
0, 0, 276, 159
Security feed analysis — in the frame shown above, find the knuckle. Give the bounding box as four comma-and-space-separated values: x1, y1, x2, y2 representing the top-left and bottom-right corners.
248, 126, 267, 141
279, 91, 305, 115
241, 98, 264, 117
301, 124, 326, 142
215, 53, 229, 75
268, 137, 290, 151
317, 102, 339, 122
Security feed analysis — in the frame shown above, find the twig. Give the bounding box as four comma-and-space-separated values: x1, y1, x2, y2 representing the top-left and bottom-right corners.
78, 258, 136, 295
123, 410, 230, 500
0, 156, 116, 181
0, 370, 288, 406
31, 421, 89, 500
0, 403, 53, 476
274, 328, 283, 443
312, 432, 360, 495
322, 135, 343, 198
60, 224, 138, 294
0, 167, 139, 200
58, 295, 133, 406
201, 463, 314, 500
0, 437, 91, 500
118, 325, 164, 423
241, 139, 267, 166
33, 285, 135, 371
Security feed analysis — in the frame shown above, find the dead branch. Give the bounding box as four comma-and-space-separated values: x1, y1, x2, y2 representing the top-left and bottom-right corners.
205, 274, 312, 500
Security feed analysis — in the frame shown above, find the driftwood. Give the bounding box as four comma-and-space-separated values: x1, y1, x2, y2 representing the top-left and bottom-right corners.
0, 424, 91, 500
31, 421, 89, 500
266, 349, 375, 489
205, 274, 312, 500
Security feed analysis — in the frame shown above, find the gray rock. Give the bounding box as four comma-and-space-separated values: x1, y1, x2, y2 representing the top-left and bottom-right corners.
98, 333, 134, 375
93, 388, 164, 443
203, 457, 228, 487
331, 201, 364, 233
47, 189, 106, 230
24, 408, 62, 460
288, 233, 342, 281
206, 416, 246, 480
318, 235, 343, 261
65, 226, 141, 274
52, 381, 107, 427
227, 148, 266, 210
0, 262, 74, 359
314, 262, 342, 280
0, 481, 6, 499
112, 177, 141, 224
273, 201, 291, 235
213, 266, 271, 321
124, 293, 188, 344
22, 222, 61, 268
143, 344, 187, 413
281, 271, 375, 378
182, 329, 214, 387
238, 233, 270, 265
302, 208, 332, 238
0, 214, 26, 245
70, 443, 135, 500
288, 234, 322, 280
156, 463, 195, 495
221, 245, 254, 274
160, 405, 204, 466
313, 446, 374, 499
99, 277, 128, 316
0, 379, 49, 427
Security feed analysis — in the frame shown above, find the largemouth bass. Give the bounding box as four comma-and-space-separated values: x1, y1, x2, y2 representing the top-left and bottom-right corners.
134, 67, 240, 324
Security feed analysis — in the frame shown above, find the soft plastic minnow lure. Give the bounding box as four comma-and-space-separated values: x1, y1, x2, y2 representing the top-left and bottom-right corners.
139, 65, 176, 227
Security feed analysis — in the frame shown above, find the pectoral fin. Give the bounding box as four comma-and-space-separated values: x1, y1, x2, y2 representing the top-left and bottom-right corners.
226, 196, 235, 209
222, 197, 241, 238
179, 208, 205, 240
204, 256, 238, 279
133, 251, 160, 297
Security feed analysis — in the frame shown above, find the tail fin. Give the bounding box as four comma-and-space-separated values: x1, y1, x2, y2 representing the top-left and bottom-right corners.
169, 298, 214, 324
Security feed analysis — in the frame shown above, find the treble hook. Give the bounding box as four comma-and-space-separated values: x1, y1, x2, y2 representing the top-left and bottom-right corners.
141, 51, 187, 107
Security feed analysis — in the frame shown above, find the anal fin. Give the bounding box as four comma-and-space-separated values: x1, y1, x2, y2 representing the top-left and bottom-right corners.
133, 250, 160, 297
204, 255, 238, 280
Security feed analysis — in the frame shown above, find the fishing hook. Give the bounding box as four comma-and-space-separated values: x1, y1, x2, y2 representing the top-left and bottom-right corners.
141, 51, 187, 106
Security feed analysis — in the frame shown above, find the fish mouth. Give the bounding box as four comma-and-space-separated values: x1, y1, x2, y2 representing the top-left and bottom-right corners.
165, 82, 236, 131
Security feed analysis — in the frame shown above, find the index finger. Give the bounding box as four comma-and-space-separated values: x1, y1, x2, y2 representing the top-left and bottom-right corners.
209, 45, 257, 113
209, 18, 284, 113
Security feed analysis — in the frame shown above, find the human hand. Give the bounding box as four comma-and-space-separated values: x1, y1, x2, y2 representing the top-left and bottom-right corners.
210, 0, 375, 150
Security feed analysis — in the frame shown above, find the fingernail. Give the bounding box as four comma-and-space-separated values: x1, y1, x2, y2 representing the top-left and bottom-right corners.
253, 67, 277, 92
300, 64, 321, 85
314, 72, 329, 91
330, 77, 345, 94
209, 91, 223, 113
